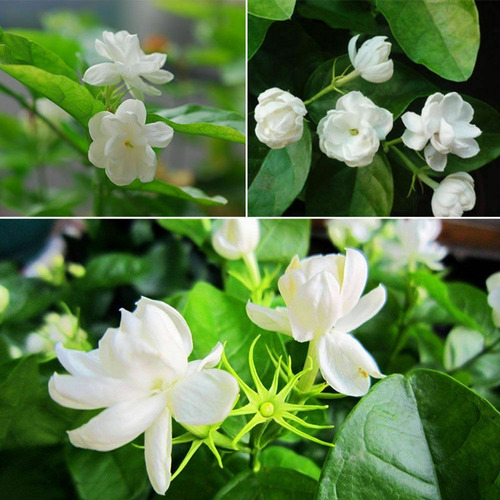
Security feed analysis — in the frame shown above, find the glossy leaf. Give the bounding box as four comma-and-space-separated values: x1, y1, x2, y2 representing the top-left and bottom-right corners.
0, 31, 77, 81
305, 153, 393, 216
0, 64, 104, 127
120, 179, 228, 207
260, 447, 321, 480
298, 0, 379, 33
305, 56, 437, 124
157, 219, 211, 248
444, 327, 484, 371
317, 370, 500, 499
150, 105, 245, 143
257, 219, 311, 263
248, 124, 311, 216
65, 446, 150, 500
214, 468, 316, 499
248, 0, 296, 21
376, 0, 480, 81
248, 15, 273, 60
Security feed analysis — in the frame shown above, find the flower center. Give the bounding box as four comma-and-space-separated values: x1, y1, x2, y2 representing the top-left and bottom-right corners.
259, 402, 275, 418
358, 368, 369, 378
349, 128, 359, 136
124, 140, 134, 148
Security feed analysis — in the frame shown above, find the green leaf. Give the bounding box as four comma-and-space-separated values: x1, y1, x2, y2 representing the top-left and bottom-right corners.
248, 15, 273, 60
182, 282, 284, 384
249, 124, 312, 216
248, 0, 296, 21
150, 105, 245, 143
214, 468, 317, 499
260, 447, 321, 480
305, 153, 393, 216
120, 179, 227, 207
157, 219, 211, 248
0, 31, 77, 81
298, 0, 379, 33
0, 64, 104, 127
77, 253, 151, 290
440, 97, 500, 175
317, 370, 500, 499
305, 56, 437, 124
444, 327, 485, 371
257, 219, 311, 263
5, 29, 81, 71
412, 273, 496, 339
376, 0, 480, 82
65, 446, 150, 500
0, 112, 27, 148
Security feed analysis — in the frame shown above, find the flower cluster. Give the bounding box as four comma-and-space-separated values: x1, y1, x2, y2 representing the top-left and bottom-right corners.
253, 34, 483, 218
84, 30, 175, 186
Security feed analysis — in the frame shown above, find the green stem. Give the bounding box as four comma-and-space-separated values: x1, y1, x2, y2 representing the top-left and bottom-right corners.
0, 82, 88, 158
243, 252, 264, 304
384, 137, 403, 149
296, 338, 319, 395
304, 83, 337, 106
334, 70, 360, 87
389, 145, 439, 189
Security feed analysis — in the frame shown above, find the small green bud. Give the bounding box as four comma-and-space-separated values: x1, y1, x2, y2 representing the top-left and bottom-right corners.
68, 263, 86, 278
259, 402, 275, 418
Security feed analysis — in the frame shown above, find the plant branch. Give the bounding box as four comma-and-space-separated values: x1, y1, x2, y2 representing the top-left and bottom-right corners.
388, 145, 439, 189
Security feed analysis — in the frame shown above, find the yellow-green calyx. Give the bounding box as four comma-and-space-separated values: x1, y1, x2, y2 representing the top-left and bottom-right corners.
223, 336, 334, 449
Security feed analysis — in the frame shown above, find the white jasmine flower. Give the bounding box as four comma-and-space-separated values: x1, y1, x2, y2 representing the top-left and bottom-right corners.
247, 250, 386, 397
383, 220, 447, 270
402, 92, 481, 172
348, 35, 394, 83
83, 30, 174, 99
431, 172, 476, 217
327, 219, 381, 246
255, 88, 307, 149
49, 297, 239, 495
88, 99, 174, 186
486, 272, 500, 327
212, 219, 260, 260
318, 91, 393, 167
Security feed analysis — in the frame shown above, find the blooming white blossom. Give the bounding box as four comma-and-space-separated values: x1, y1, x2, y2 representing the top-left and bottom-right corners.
383, 220, 447, 270
49, 297, 239, 495
327, 219, 381, 246
212, 219, 260, 260
402, 92, 481, 172
486, 272, 500, 327
431, 172, 476, 217
83, 30, 174, 99
255, 88, 307, 149
318, 91, 393, 167
88, 99, 173, 186
348, 35, 394, 83
247, 250, 386, 396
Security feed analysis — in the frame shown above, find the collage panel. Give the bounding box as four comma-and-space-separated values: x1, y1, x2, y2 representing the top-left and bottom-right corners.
0, 218, 499, 498
248, 0, 500, 217
0, 0, 245, 216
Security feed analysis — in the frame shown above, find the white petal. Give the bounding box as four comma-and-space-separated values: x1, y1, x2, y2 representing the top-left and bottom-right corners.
144, 69, 174, 85
348, 34, 360, 66
68, 393, 167, 451
144, 121, 174, 148
88, 139, 107, 169
116, 99, 147, 125
246, 302, 292, 336
134, 297, 193, 357
317, 332, 383, 397
54, 343, 107, 377
336, 284, 387, 333
425, 143, 448, 172
83, 63, 121, 86
49, 373, 149, 410
169, 369, 239, 426
340, 248, 368, 316
185, 342, 224, 375
288, 271, 340, 342
145, 409, 172, 495
402, 129, 428, 151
